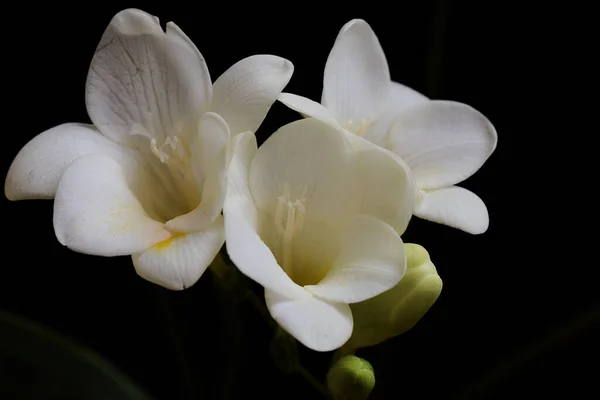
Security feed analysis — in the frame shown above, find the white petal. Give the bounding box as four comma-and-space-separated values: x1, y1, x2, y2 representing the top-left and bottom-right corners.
132, 215, 224, 290
165, 21, 212, 92
53, 154, 171, 256
322, 19, 390, 124
277, 93, 341, 128
265, 289, 353, 352
388, 101, 497, 189
223, 132, 307, 299
414, 186, 489, 234
212, 55, 294, 136
305, 215, 405, 303
226, 131, 256, 200
364, 81, 429, 147
165, 112, 230, 233
101, 8, 162, 35
5, 123, 130, 201
86, 9, 211, 145
348, 135, 415, 235
249, 119, 360, 223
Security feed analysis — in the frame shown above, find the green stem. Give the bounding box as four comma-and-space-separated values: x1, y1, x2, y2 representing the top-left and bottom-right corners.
298, 364, 332, 399
153, 288, 198, 400
211, 254, 331, 398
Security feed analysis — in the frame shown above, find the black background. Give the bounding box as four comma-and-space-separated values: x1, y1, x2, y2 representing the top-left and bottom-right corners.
1, 2, 596, 399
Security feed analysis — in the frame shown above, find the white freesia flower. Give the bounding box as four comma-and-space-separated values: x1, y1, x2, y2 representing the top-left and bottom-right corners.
223, 118, 414, 351
4, 9, 293, 290
278, 19, 497, 235
345, 243, 442, 350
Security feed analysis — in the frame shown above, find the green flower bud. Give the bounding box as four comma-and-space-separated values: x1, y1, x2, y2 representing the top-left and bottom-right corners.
327, 355, 375, 400
346, 243, 443, 349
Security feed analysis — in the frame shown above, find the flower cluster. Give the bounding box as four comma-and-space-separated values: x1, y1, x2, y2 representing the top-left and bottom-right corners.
5, 8, 496, 360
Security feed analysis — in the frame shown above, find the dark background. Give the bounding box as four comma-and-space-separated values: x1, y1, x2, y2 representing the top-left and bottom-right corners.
1, 2, 596, 399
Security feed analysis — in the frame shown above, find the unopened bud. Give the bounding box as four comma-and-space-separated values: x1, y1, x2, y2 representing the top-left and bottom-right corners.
347, 243, 443, 348
327, 355, 375, 400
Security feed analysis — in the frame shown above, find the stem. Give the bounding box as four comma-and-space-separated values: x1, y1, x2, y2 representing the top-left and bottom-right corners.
153, 288, 198, 400
212, 254, 332, 398
298, 365, 332, 399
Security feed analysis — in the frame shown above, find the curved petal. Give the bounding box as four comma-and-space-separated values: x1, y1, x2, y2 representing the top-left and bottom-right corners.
322, 19, 390, 124
249, 118, 360, 223
305, 215, 405, 304
212, 55, 294, 136
265, 289, 353, 352
364, 81, 429, 147
86, 9, 211, 145
388, 100, 497, 189
133, 215, 224, 290
165, 112, 230, 233
414, 186, 489, 234
348, 243, 442, 349
165, 21, 212, 92
53, 154, 171, 256
223, 132, 308, 299
348, 134, 415, 234
277, 93, 341, 128
5, 123, 130, 201
226, 131, 256, 200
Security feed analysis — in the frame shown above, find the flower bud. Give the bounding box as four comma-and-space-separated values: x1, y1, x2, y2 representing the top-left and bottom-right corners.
327, 355, 375, 400
346, 243, 443, 348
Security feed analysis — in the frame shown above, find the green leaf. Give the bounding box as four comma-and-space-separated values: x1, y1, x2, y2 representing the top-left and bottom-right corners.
0, 310, 153, 400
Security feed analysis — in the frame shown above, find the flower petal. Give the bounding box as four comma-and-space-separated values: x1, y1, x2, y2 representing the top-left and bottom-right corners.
414, 186, 489, 234
165, 112, 230, 233
348, 135, 415, 235
212, 55, 294, 136
249, 118, 360, 223
347, 243, 442, 348
364, 81, 429, 147
388, 101, 497, 189
305, 215, 405, 303
86, 9, 211, 145
132, 215, 224, 290
5, 123, 130, 201
322, 19, 390, 124
53, 154, 171, 256
165, 21, 211, 91
224, 132, 308, 299
265, 289, 353, 352
277, 93, 341, 128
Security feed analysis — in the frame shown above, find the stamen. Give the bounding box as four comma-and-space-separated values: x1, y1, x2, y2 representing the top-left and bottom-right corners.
150, 138, 170, 163
274, 185, 308, 277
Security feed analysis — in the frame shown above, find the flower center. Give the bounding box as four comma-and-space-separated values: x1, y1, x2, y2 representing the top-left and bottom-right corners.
130, 125, 201, 222
343, 117, 371, 136
274, 184, 307, 278
150, 135, 191, 169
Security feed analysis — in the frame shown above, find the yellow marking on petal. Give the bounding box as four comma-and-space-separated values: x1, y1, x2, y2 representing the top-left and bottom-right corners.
153, 232, 185, 251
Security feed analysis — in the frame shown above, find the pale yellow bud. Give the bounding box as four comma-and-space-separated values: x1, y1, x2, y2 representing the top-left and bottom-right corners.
346, 243, 443, 348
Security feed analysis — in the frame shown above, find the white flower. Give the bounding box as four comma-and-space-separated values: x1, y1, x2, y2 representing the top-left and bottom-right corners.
345, 243, 442, 350
4, 9, 293, 290
223, 118, 414, 351
278, 19, 498, 235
